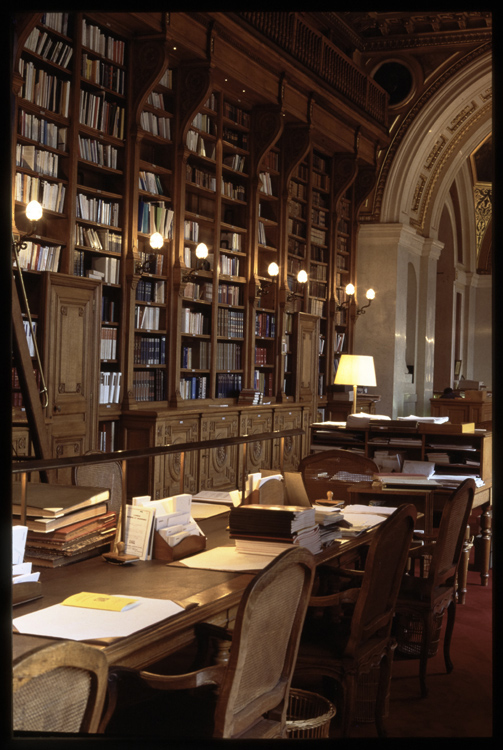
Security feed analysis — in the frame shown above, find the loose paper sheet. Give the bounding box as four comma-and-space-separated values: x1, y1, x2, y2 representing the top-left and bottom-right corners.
13, 596, 184, 640
177, 546, 277, 572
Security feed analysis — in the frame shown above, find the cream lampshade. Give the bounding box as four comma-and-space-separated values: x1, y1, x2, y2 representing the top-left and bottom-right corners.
334, 354, 376, 414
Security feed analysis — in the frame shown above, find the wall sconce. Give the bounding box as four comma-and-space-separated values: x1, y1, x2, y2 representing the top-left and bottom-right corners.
135, 232, 164, 275
257, 261, 279, 297
12, 200, 49, 408
334, 354, 376, 414
336, 283, 376, 316
182, 242, 210, 282
287, 269, 308, 301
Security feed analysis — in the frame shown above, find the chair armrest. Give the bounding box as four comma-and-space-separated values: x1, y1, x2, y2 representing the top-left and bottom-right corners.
138, 663, 226, 691
309, 587, 360, 608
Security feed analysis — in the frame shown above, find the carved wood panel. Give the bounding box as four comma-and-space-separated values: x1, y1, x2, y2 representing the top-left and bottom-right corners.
200, 413, 239, 491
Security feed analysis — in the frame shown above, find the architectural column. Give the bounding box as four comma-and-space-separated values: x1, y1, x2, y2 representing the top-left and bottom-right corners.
354, 223, 442, 418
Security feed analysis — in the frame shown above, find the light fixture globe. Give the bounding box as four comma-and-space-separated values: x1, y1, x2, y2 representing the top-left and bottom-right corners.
26, 200, 43, 222
267, 262, 279, 277
150, 232, 164, 250
195, 242, 209, 259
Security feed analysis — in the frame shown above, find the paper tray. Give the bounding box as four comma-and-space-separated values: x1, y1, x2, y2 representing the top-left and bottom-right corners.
153, 530, 206, 562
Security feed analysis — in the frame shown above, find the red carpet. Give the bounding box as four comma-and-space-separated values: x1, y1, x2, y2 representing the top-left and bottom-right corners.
294, 566, 493, 738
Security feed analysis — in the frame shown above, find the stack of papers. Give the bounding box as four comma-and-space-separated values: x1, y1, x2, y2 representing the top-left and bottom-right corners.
229, 505, 322, 555
339, 505, 395, 537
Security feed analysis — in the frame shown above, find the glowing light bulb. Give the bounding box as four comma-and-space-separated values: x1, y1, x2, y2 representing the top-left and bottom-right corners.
26, 200, 42, 222
195, 243, 209, 259
297, 269, 308, 284
268, 262, 279, 277
345, 283, 355, 296
150, 232, 163, 249
366, 288, 376, 300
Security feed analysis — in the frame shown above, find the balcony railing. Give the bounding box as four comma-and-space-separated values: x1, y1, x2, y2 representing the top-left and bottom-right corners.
236, 12, 388, 126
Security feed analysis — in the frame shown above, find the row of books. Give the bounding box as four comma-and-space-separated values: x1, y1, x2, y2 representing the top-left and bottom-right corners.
259, 171, 274, 196
223, 153, 245, 172
253, 370, 273, 396
13, 483, 117, 568
75, 225, 122, 253
12, 366, 41, 407
42, 12, 70, 35
216, 373, 242, 398
183, 281, 213, 302
19, 60, 71, 118
14, 241, 61, 273
217, 283, 242, 306
99, 371, 121, 404
135, 304, 162, 331
220, 231, 242, 251
133, 369, 165, 402
139, 170, 166, 196
186, 131, 216, 159
77, 193, 120, 227
79, 135, 118, 169
16, 144, 59, 177
147, 90, 169, 111
136, 279, 165, 303
216, 342, 242, 370
134, 335, 166, 365
15, 173, 66, 214
18, 111, 67, 151
187, 164, 216, 192
222, 127, 249, 150
217, 309, 244, 338
191, 112, 216, 135
79, 90, 125, 139
255, 312, 276, 338
181, 309, 210, 335
181, 341, 211, 370
181, 375, 207, 400
81, 54, 125, 94
219, 255, 241, 277
255, 346, 270, 366
310, 263, 327, 281
89, 255, 120, 285
138, 201, 174, 238
222, 179, 246, 201
140, 111, 171, 139
82, 18, 126, 66
100, 327, 117, 361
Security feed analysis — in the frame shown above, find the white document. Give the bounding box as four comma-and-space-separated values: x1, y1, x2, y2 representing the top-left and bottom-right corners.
13, 596, 185, 641
402, 460, 436, 477
178, 546, 277, 571
12, 526, 28, 565
124, 505, 156, 560
192, 490, 241, 507
342, 505, 397, 515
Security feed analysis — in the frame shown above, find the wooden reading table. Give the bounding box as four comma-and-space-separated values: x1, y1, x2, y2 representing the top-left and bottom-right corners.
347, 480, 492, 603
13, 513, 380, 670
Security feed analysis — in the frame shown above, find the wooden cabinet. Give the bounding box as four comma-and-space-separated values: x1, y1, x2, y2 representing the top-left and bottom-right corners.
430, 397, 493, 426
42, 273, 101, 481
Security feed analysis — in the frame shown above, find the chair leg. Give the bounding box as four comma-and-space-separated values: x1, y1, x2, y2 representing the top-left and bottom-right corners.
341, 673, 358, 738
419, 615, 433, 698
375, 655, 391, 738
444, 600, 456, 674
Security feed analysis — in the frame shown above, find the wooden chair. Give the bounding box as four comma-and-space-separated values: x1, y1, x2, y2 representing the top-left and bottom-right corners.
393, 478, 475, 697
104, 546, 315, 739
293, 503, 417, 737
300, 449, 379, 504
73, 451, 123, 517
13, 640, 109, 733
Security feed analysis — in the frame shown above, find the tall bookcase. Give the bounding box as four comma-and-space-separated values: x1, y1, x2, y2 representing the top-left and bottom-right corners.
12, 11, 382, 483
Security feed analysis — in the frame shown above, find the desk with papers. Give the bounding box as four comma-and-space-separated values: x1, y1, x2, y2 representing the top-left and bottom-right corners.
12, 510, 382, 670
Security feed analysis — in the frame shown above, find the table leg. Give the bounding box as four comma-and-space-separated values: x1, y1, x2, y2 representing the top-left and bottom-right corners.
474, 501, 492, 586
458, 525, 473, 605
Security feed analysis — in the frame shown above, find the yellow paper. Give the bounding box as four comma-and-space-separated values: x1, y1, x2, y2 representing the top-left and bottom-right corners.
62, 592, 139, 612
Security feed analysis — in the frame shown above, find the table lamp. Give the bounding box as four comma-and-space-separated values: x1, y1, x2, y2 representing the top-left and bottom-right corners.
334, 354, 376, 414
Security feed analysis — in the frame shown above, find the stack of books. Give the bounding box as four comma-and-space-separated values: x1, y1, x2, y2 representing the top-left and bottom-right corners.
228, 504, 322, 556
12, 484, 117, 568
